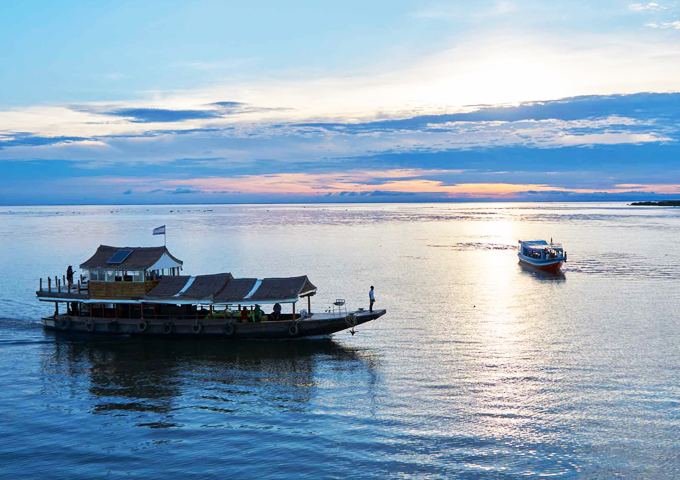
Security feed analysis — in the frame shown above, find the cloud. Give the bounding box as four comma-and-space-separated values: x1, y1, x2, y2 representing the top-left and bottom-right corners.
167, 187, 202, 194
102, 108, 224, 123
629, 2, 666, 12
489, 1, 517, 15
413, 1, 516, 19
0, 133, 89, 150
645, 20, 680, 29
148, 187, 203, 194
1, 92, 680, 204
209, 101, 292, 115
367, 190, 418, 196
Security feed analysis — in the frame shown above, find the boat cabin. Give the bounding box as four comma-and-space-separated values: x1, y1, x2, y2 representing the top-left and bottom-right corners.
518, 240, 565, 261
80, 245, 183, 299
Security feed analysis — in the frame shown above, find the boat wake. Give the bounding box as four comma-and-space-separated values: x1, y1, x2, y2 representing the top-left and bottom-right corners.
429, 242, 517, 251
566, 253, 680, 280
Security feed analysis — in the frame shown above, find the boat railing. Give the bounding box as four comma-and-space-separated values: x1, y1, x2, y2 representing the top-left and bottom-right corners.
39, 275, 88, 294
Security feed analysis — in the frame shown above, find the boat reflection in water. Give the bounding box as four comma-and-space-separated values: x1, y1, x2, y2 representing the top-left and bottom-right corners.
41, 331, 378, 420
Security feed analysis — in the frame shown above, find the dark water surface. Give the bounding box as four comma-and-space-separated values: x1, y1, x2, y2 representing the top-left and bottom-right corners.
0, 203, 678, 479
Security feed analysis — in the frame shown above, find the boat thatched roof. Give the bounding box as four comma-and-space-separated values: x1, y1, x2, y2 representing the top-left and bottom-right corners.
144, 274, 317, 304
80, 245, 183, 270
145, 273, 233, 301
212, 278, 258, 303
248, 276, 317, 302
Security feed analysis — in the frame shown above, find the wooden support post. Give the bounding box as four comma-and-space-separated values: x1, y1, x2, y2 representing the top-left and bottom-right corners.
58, 279, 61, 293
210, 304, 214, 319
77, 281, 81, 294
307, 295, 311, 314
63, 275, 66, 286
292, 302, 296, 320
48, 277, 51, 292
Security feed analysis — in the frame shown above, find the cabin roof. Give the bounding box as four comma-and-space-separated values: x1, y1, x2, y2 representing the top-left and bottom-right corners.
212, 278, 258, 303
519, 240, 563, 251
248, 276, 317, 303
80, 245, 183, 270
144, 274, 317, 304
145, 273, 233, 301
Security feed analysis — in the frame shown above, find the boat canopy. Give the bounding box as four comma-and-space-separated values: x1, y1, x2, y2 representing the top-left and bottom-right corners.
144, 274, 316, 305
144, 273, 233, 302
519, 240, 562, 251
80, 245, 183, 271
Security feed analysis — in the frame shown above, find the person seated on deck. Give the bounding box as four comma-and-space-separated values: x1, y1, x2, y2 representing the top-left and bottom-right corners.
240, 306, 249, 323
272, 303, 282, 321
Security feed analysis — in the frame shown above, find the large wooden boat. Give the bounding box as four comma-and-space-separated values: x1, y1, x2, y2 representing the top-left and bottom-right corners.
36, 245, 386, 339
517, 240, 567, 272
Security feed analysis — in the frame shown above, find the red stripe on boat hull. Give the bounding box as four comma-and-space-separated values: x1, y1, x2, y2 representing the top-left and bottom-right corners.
518, 258, 563, 272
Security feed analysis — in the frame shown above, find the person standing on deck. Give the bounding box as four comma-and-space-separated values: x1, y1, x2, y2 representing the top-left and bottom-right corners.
369, 286, 375, 312
66, 266, 74, 286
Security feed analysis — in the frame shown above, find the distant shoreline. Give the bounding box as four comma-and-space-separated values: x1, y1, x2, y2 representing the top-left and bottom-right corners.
630, 200, 680, 206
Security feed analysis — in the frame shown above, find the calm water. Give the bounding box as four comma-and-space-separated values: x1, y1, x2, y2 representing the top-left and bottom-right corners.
0, 202, 678, 479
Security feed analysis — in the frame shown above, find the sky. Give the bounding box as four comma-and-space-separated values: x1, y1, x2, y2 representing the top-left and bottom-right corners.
1, 0, 679, 204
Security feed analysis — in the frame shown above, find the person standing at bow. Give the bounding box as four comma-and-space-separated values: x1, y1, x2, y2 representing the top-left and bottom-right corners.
369, 286, 375, 312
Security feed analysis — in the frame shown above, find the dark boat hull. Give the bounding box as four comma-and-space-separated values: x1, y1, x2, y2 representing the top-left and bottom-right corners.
42, 309, 386, 340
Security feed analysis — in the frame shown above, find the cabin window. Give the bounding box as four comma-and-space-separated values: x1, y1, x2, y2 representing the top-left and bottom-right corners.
132, 271, 144, 282
105, 270, 116, 282
90, 270, 99, 281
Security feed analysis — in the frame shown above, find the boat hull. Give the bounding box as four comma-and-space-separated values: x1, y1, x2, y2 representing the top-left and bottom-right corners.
42, 309, 386, 340
518, 255, 563, 272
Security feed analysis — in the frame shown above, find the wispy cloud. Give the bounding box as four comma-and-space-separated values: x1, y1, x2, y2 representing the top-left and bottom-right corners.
645, 20, 680, 29
629, 2, 666, 12
167, 187, 202, 194
413, 1, 517, 19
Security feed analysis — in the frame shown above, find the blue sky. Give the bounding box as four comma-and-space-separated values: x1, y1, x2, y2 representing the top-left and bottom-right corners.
1, 0, 679, 204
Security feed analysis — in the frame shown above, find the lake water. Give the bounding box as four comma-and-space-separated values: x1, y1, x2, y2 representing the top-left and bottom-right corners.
0, 202, 678, 479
